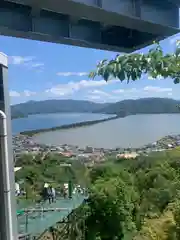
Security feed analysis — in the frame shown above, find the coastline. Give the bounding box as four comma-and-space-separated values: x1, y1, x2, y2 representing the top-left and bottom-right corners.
13, 132, 180, 162
20, 115, 121, 136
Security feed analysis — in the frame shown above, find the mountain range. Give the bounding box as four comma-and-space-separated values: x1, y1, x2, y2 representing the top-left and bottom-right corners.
11, 98, 180, 119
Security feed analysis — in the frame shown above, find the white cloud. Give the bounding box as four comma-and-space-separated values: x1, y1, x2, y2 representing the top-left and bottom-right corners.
143, 86, 172, 93
45, 80, 173, 102
23, 90, 36, 97
10, 56, 34, 65
128, 88, 138, 93
57, 72, 89, 77
86, 94, 114, 103
31, 63, 44, 68
113, 88, 138, 94
46, 87, 73, 96
88, 89, 125, 102
75, 80, 107, 88
9, 90, 36, 98
87, 95, 101, 100
9, 56, 44, 70
9, 91, 20, 97
109, 86, 173, 102
45, 79, 118, 96
89, 89, 111, 97
112, 89, 125, 94
10, 81, 174, 104
87, 90, 113, 102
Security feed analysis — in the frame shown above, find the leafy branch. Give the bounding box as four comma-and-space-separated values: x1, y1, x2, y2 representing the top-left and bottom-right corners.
89, 42, 180, 84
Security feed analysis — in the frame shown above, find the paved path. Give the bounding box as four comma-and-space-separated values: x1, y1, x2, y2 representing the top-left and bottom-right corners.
17, 195, 85, 236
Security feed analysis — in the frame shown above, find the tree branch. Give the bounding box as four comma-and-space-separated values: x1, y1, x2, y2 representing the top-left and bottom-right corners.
89, 43, 180, 84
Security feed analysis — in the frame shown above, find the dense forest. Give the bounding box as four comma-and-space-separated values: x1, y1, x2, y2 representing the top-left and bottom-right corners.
62, 148, 180, 239
16, 148, 180, 239
11, 98, 180, 118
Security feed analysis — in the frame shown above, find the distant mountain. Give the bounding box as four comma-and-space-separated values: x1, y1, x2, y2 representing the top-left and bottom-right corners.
11, 99, 109, 117
11, 98, 180, 119
11, 110, 28, 119
95, 98, 180, 115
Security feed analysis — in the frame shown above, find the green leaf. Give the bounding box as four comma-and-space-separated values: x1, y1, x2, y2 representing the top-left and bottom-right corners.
174, 77, 180, 84
117, 70, 125, 81
175, 48, 180, 57
89, 42, 180, 84
103, 70, 110, 81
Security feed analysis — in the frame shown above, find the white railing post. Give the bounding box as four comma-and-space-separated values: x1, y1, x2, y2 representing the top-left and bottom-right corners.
0, 52, 18, 239
0, 111, 14, 240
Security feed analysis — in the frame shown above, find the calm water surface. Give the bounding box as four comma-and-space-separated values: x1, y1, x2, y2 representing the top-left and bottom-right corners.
12, 113, 114, 135
33, 114, 180, 148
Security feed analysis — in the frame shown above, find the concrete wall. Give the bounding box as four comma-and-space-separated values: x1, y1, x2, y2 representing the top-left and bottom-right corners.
72, 0, 136, 16
73, 0, 98, 7
72, 0, 179, 28
0, 4, 31, 31
33, 11, 69, 37
70, 20, 101, 42
101, 0, 135, 16
141, 0, 179, 28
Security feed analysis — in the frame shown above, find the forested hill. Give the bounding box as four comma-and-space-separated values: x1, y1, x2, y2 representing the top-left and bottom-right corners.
11, 99, 109, 118
11, 98, 180, 118
94, 98, 180, 115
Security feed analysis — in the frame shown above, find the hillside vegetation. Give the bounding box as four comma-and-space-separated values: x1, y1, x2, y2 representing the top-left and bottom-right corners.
80, 148, 180, 240
11, 98, 180, 118
15, 153, 89, 202
16, 148, 180, 239
95, 98, 180, 115
11, 99, 109, 117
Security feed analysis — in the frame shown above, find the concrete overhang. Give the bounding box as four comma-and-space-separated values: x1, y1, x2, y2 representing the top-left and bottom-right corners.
1, 0, 180, 52
7, 0, 180, 36
168, 0, 180, 5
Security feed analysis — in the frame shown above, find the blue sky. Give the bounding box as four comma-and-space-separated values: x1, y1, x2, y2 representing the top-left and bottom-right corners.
0, 34, 180, 105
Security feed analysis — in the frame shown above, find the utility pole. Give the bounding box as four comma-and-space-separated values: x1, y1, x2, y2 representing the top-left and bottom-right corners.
0, 52, 18, 239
